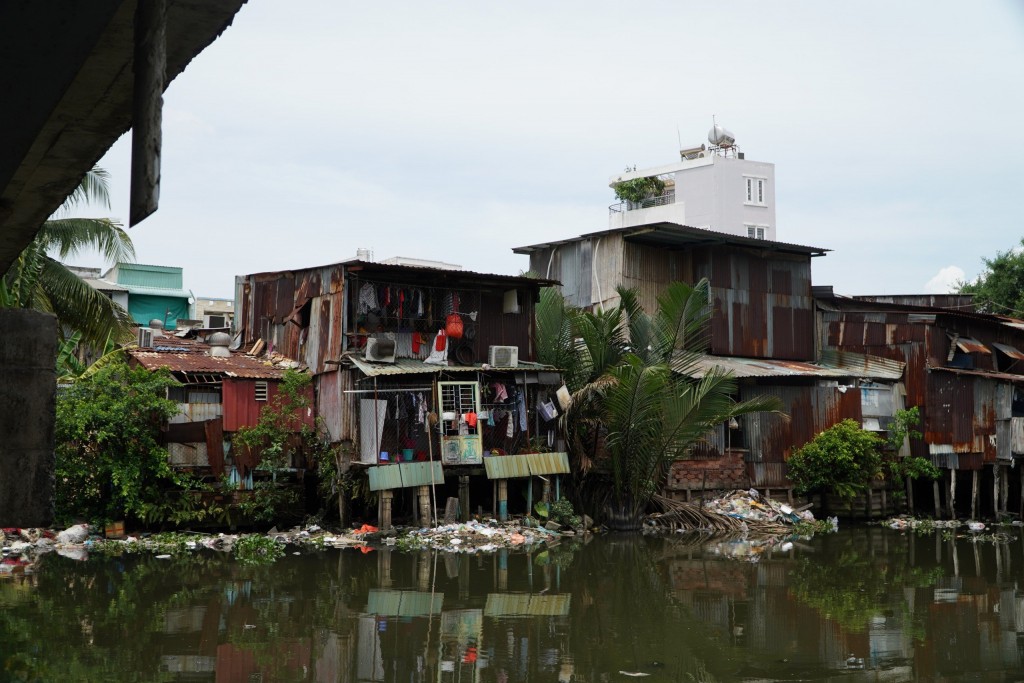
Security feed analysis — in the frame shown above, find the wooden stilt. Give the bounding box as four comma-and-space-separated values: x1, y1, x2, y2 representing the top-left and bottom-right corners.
993, 464, 1000, 519
379, 490, 394, 531
418, 485, 431, 528
971, 470, 979, 520
497, 479, 508, 522
949, 468, 957, 520
933, 477, 942, 519
378, 548, 393, 587
906, 475, 914, 514
458, 475, 470, 522
1001, 465, 1009, 516
1019, 466, 1024, 521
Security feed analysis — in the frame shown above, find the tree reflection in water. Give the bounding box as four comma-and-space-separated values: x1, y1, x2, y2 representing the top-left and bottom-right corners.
0, 526, 1021, 681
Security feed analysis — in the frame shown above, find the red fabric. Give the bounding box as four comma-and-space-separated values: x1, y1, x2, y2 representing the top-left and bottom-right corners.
435, 330, 447, 351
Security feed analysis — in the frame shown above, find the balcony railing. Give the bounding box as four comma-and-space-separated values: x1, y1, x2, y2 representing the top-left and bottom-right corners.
608, 190, 676, 215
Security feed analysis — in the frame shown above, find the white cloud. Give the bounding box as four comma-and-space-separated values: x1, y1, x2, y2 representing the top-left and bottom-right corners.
923, 266, 966, 294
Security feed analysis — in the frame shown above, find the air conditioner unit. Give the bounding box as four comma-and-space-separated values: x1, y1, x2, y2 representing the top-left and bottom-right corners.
138, 327, 154, 349
488, 345, 518, 368
365, 337, 397, 363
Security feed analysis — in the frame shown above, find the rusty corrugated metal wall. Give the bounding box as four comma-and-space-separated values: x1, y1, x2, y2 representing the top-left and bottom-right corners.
690, 247, 813, 360
531, 237, 814, 360
741, 381, 862, 464
315, 369, 358, 444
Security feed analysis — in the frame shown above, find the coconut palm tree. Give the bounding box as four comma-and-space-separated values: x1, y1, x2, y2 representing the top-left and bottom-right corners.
538, 279, 783, 528
0, 167, 136, 348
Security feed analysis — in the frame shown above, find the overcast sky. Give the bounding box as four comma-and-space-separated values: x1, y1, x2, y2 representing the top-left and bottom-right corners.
73, 1, 1024, 300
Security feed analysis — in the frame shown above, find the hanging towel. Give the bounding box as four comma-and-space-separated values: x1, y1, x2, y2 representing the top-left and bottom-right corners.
494, 382, 508, 402
516, 388, 527, 431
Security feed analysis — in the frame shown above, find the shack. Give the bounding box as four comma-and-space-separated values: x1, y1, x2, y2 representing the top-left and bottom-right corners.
235, 259, 567, 526
126, 327, 313, 489
818, 290, 1024, 518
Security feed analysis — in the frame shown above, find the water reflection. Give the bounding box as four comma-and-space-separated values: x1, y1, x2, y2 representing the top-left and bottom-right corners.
1, 527, 1022, 681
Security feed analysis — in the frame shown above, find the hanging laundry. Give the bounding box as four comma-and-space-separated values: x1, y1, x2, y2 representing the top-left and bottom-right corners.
516, 387, 528, 431
416, 289, 425, 317
416, 393, 428, 424
424, 330, 448, 365
358, 283, 378, 313
493, 382, 508, 402
506, 409, 514, 438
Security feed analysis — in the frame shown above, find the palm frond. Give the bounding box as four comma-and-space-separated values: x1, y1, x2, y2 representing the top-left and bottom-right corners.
653, 279, 711, 360
38, 256, 136, 347
39, 217, 134, 263
57, 166, 112, 213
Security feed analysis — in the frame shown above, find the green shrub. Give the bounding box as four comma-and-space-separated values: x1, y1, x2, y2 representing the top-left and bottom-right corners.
55, 360, 182, 524
787, 419, 883, 501
612, 176, 666, 204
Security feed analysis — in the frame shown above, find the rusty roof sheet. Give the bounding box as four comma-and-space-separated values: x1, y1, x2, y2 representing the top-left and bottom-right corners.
244, 260, 559, 288
929, 365, 1024, 384
819, 349, 905, 380
684, 355, 883, 379
513, 222, 829, 257
991, 342, 1024, 360
954, 336, 991, 354
347, 354, 556, 378
130, 350, 292, 379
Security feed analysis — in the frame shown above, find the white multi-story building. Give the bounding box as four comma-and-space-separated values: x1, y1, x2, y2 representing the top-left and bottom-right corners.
608, 125, 776, 241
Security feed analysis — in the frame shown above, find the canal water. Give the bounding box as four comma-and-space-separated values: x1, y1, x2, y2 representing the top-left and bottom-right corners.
2, 526, 1022, 681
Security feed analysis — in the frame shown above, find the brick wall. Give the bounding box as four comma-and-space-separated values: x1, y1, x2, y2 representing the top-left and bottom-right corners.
667, 450, 748, 492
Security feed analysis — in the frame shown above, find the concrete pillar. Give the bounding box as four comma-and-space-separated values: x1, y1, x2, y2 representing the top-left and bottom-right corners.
0, 310, 56, 527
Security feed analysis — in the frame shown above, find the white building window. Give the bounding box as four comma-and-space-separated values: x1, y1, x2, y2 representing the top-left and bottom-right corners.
744, 177, 766, 206
746, 224, 767, 240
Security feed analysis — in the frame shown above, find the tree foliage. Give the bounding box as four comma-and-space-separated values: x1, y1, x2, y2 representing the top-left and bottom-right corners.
55, 360, 182, 523
787, 419, 884, 501
884, 406, 940, 483
536, 280, 782, 526
958, 238, 1024, 315
612, 175, 666, 204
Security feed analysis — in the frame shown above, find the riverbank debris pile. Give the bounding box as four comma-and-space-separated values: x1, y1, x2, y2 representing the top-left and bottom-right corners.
648, 490, 817, 534
391, 519, 564, 552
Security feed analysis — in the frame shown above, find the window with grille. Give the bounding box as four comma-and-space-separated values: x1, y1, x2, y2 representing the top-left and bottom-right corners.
437, 381, 483, 465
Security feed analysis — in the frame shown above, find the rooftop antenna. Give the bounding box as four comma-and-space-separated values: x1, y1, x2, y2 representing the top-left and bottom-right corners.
676, 124, 682, 150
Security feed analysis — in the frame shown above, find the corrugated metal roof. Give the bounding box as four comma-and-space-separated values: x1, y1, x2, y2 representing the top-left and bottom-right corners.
117, 283, 193, 298
526, 452, 570, 475
484, 593, 571, 617
367, 461, 445, 490
513, 222, 829, 257
366, 590, 443, 617
245, 260, 559, 288
954, 336, 990, 354
82, 277, 127, 292
991, 342, 1024, 360
484, 454, 532, 479
685, 355, 878, 379
929, 365, 1024, 384
130, 350, 290, 379
819, 349, 905, 380
347, 355, 554, 378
